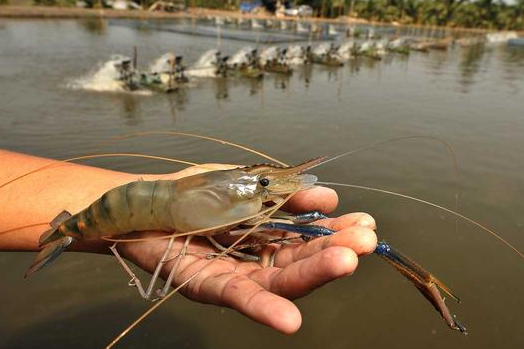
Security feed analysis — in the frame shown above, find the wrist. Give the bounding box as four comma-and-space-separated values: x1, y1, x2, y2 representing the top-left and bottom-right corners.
0, 166, 136, 252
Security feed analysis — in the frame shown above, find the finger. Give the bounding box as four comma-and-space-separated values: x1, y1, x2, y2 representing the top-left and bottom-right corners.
188, 270, 302, 334
214, 212, 376, 248
282, 186, 338, 214
272, 226, 377, 268
251, 246, 358, 299
318, 212, 376, 230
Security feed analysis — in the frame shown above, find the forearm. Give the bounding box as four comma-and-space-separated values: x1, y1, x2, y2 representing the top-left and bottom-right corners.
0, 149, 234, 253
0, 149, 137, 252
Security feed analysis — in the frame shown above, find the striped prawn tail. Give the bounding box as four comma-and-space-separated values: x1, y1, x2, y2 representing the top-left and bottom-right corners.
24, 211, 75, 279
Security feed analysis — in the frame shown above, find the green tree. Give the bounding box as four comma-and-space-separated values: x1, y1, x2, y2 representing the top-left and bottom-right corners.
515, 0, 524, 29
297, 0, 524, 28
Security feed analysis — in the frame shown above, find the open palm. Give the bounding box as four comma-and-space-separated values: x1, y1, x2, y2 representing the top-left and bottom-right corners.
117, 181, 377, 334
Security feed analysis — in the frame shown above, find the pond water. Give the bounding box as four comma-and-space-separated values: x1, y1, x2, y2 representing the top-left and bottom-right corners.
1, 18, 524, 349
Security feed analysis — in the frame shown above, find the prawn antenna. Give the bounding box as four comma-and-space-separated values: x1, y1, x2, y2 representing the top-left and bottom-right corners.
308, 136, 459, 180
0, 222, 50, 237
0, 153, 199, 190
317, 181, 524, 262
96, 131, 289, 167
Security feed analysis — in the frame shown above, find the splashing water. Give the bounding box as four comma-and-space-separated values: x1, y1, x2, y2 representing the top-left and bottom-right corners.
375, 39, 389, 55
259, 46, 279, 66
389, 38, 407, 49
149, 53, 175, 73
68, 55, 151, 94
285, 45, 307, 65
358, 40, 374, 53
313, 43, 332, 56
227, 46, 255, 67
185, 49, 221, 78
338, 41, 355, 60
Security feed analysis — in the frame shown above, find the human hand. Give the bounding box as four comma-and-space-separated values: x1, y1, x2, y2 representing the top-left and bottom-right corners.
118, 165, 377, 334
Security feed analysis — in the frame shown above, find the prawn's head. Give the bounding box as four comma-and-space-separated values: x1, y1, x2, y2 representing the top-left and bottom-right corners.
243, 157, 325, 199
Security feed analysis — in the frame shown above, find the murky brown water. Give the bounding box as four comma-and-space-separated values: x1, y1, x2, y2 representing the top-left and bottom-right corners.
1, 18, 524, 349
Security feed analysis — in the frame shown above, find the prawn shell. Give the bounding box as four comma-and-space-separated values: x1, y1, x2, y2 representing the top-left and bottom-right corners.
59, 181, 176, 240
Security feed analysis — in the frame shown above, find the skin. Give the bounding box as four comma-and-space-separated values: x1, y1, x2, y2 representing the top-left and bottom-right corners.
0, 149, 377, 334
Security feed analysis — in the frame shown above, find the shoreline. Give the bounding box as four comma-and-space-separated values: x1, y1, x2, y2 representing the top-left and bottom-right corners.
1, 5, 518, 35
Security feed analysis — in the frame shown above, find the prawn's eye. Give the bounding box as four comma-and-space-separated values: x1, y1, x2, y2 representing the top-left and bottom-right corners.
259, 178, 270, 187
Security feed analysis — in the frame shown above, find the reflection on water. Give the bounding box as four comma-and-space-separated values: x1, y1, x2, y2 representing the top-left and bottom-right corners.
298, 65, 313, 88
3, 299, 208, 349
170, 86, 190, 111
76, 18, 107, 35
213, 78, 230, 100
271, 74, 290, 90
504, 46, 524, 66
119, 94, 141, 124
249, 78, 263, 96
425, 50, 451, 77
1, 18, 524, 349
458, 44, 485, 92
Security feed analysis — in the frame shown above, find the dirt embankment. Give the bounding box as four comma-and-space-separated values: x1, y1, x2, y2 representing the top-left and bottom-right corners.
0, 5, 502, 34
0, 5, 187, 19
0, 5, 366, 23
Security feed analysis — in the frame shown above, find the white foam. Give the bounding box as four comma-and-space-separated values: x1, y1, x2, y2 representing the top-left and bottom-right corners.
227, 46, 254, 66
338, 41, 355, 60
149, 52, 175, 73
68, 55, 150, 94
259, 46, 279, 66
313, 43, 331, 56
186, 49, 221, 78
285, 45, 307, 65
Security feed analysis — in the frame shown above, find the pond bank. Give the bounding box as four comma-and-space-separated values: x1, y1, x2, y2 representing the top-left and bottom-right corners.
1, 5, 510, 35
0, 5, 187, 19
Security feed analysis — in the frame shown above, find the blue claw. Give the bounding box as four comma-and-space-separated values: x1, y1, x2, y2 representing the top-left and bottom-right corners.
290, 211, 328, 223
261, 222, 335, 237
374, 240, 466, 334
273, 211, 328, 224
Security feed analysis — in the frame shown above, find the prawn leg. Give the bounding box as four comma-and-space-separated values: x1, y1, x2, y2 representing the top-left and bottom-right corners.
109, 235, 177, 300
145, 235, 176, 299
109, 243, 147, 298
157, 236, 193, 298
229, 236, 304, 250
206, 236, 261, 261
